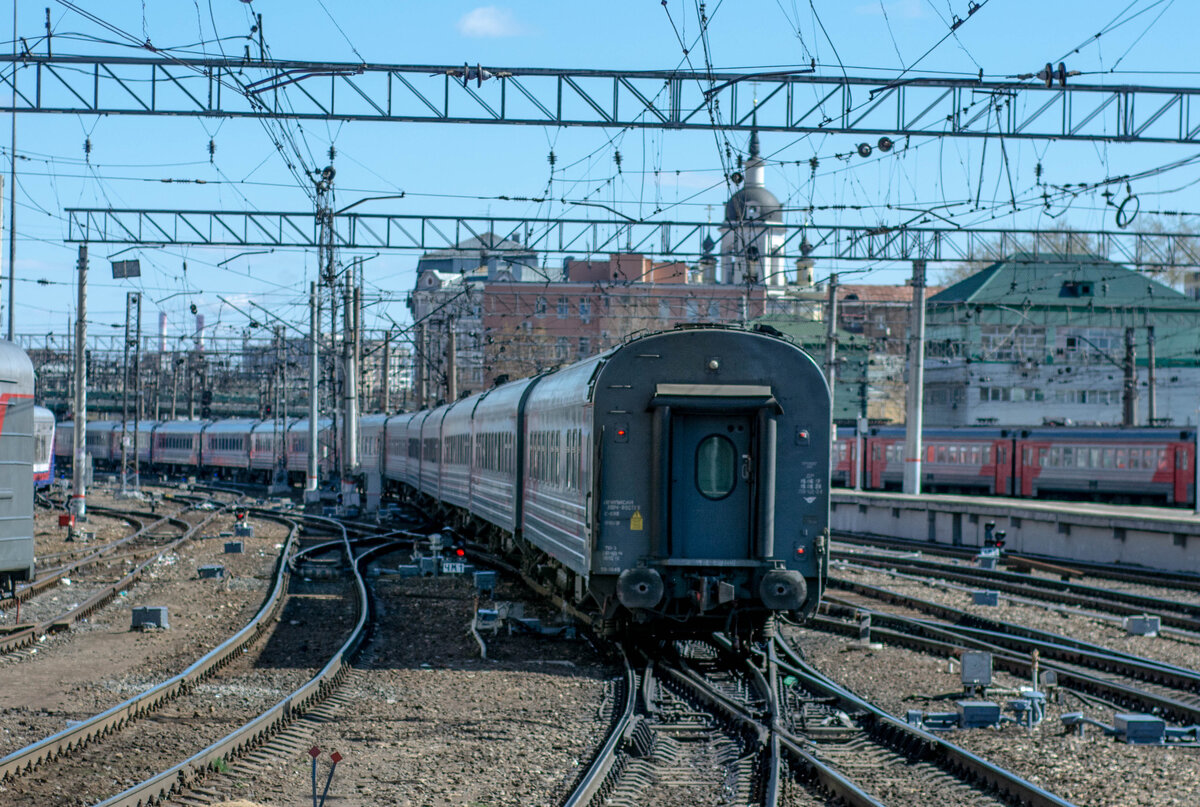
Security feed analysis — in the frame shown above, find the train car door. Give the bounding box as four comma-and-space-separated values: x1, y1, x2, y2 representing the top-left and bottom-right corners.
993, 440, 1010, 495
670, 413, 752, 560
1174, 442, 1192, 505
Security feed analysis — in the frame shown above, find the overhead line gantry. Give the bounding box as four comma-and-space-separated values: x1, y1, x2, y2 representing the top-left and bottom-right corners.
5, 55, 1200, 143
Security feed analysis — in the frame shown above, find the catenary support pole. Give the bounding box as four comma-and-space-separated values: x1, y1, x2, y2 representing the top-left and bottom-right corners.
306, 281, 320, 502
824, 272, 838, 422
1123, 327, 1137, 427
132, 292, 141, 492
1147, 325, 1156, 426
70, 244, 87, 517
902, 259, 926, 495
445, 322, 457, 403
119, 292, 132, 495
6, 1, 16, 341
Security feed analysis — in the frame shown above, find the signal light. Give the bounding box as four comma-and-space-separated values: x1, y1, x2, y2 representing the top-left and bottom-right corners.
796, 546, 805, 555
617, 429, 626, 437
455, 548, 465, 557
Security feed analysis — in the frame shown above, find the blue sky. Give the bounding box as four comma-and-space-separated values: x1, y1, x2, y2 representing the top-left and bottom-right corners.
6, 0, 1200, 342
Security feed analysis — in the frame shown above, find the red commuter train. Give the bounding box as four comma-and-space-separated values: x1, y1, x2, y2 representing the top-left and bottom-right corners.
832, 426, 1196, 506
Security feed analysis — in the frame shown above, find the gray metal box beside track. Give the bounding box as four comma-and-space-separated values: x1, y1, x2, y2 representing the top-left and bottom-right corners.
131, 605, 169, 630
0, 340, 36, 589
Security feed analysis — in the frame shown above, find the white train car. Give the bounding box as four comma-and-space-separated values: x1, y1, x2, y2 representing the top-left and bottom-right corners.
358, 414, 388, 478
85, 420, 121, 464
419, 406, 450, 500
439, 400, 476, 510
286, 418, 333, 478
33, 406, 55, 488
135, 421, 161, 464
153, 420, 206, 468
54, 420, 73, 461
201, 419, 255, 472
383, 413, 417, 487
250, 419, 291, 475
468, 378, 535, 534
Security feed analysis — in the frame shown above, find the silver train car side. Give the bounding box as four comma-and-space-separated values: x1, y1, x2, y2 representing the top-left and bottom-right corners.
0, 341, 35, 591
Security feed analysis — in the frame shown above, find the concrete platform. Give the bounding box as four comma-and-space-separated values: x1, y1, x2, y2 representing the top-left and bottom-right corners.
830, 489, 1200, 575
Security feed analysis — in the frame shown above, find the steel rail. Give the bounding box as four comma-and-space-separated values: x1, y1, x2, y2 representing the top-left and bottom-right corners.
771, 637, 1079, 807
560, 646, 636, 807
814, 606, 1200, 726
1, 507, 195, 611
91, 517, 380, 807
836, 551, 1200, 621
0, 510, 205, 654
0, 507, 265, 781
829, 575, 1200, 678
833, 530, 1200, 593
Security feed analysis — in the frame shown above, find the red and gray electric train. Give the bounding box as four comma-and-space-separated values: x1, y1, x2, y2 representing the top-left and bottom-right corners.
833, 426, 1196, 506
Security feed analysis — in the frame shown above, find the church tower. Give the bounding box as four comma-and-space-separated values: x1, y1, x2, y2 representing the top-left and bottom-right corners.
720, 128, 787, 286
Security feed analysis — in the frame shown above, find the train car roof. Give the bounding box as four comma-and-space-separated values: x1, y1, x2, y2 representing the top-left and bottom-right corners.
155, 420, 209, 433
250, 419, 295, 433
33, 405, 53, 421
204, 419, 259, 434
287, 418, 333, 432
1021, 426, 1196, 439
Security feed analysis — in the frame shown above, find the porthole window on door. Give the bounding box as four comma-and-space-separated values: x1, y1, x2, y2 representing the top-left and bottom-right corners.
696, 434, 736, 500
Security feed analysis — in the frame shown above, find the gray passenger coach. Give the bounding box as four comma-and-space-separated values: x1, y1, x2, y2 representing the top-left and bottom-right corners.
398, 325, 831, 636
0, 340, 35, 592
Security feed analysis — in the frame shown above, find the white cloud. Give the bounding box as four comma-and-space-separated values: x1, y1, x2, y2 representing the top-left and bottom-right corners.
456, 6, 527, 38
853, 0, 927, 19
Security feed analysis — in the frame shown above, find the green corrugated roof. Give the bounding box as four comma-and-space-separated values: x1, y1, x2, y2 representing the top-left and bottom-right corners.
930, 253, 1196, 309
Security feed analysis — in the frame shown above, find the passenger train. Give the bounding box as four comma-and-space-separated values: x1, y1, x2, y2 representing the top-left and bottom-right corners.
58, 327, 833, 635
0, 341, 35, 593
833, 425, 1198, 506
33, 406, 55, 488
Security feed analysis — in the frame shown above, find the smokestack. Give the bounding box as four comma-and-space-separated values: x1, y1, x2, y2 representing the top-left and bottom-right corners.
158, 311, 168, 353
195, 313, 205, 352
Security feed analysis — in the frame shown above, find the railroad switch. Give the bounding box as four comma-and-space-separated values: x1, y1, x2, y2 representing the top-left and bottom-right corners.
224, 541, 244, 554
198, 564, 226, 579
961, 651, 993, 693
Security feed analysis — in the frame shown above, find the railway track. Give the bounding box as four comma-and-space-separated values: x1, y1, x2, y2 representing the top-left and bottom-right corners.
89, 511, 403, 807
832, 550, 1200, 631
0, 499, 235, 656
562, 630, 1075, 807
833, 531, 1200, 594
821, 577, 1200, 726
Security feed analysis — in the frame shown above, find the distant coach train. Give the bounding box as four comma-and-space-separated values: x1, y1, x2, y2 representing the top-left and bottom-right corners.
58, 326, 833, 635
834, 425, 1198, 506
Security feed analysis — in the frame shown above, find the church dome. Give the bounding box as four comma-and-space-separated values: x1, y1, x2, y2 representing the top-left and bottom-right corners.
724, 185, 783, 224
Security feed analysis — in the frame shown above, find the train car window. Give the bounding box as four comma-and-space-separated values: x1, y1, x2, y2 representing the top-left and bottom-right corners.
936, 446, 947, 463
1157, 449, 1168, 469
1102, 449, 1114, 468
1116, 448, 1128, 469
696, 435, 736, 500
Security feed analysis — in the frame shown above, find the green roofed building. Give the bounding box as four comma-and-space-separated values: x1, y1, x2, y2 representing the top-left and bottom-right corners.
923, 253, 1200, 427
751, 315, 871, 423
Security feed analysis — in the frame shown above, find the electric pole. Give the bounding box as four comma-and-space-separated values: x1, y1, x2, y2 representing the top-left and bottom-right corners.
1123, 326, 1137, 427
119, 292, 133, 495
342, 258, 359, 504
306, 281, 320, 502
132, 292, 141, 492
381, 330, 392, 413
824, 272, 838, 421
1147, 325, 1157, 426
416, 322, 428, 409
70, 244, 87, 518
902, 259, 926, 495
445, 320, 457, 402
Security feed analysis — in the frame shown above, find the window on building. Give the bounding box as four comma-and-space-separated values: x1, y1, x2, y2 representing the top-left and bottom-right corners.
707, 300, 720, 320
534, 296, 547, 318
658, 299, 672, 320
685, 299, 698, 321
579, 299, 591, 323
578, 336, 590, 358
556, 337, 569, 361
980, 325, 1046, 360
557, 297, 569, 318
